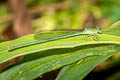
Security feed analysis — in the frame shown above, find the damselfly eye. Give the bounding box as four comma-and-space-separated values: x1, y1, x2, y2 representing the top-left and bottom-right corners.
98, 28, 102, 34
98, 30, 102, 34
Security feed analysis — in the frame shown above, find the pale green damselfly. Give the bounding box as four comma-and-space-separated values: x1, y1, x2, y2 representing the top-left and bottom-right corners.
8, 28, 102, 51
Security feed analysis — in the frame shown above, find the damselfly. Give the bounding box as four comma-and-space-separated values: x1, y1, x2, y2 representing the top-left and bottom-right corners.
8, 28, 102, 51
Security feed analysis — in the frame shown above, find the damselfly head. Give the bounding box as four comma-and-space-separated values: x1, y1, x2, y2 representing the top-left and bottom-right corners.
97, 27, 102, 34
83, 28, 88, 32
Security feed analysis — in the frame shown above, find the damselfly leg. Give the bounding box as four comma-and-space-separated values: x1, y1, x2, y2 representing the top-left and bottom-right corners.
85, 33, 100, 41
92, 33, 100, 41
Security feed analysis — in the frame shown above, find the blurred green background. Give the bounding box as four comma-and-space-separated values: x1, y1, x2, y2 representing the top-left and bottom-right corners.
0, 0, 120, 80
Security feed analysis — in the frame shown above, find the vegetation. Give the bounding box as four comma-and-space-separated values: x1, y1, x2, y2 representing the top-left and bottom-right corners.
0, 0, 120, 80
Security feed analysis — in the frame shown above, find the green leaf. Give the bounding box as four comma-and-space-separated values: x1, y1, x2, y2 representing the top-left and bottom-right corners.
55, 21, 120, 80
0, 44, 119, 80
103, 21, 120, 36
1, 34, 120, 64
1, 21, 120, 80
56, 55, 112, 80
1, 21, 120, 64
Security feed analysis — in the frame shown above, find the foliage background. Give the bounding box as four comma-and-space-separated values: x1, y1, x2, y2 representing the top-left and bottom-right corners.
0, 0, 120, 80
